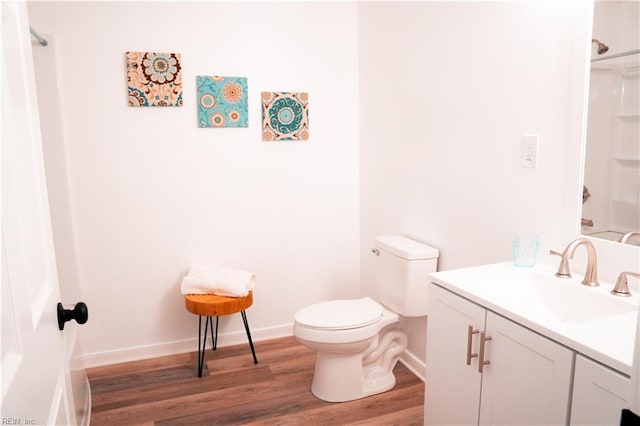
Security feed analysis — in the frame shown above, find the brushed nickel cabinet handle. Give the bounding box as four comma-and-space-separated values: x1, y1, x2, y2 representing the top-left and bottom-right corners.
478, 331, 492, 373
466, 325, 479, 365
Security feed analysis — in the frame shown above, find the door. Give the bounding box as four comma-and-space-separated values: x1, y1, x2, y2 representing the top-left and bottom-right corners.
424, 283, 486, 425
479, 312, 574, 426
570, 354, 629, 425
31, 27, 92, 426
1, 2, 86, 424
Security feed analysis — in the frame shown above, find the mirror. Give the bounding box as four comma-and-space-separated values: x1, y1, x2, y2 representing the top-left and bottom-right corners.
581, 1, 639, 245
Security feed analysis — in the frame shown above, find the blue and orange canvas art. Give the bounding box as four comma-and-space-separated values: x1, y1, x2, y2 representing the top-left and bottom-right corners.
197, 76, 248, 128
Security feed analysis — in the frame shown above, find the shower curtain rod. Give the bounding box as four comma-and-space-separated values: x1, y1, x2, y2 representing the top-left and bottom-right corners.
591, 48, 639, 63
29, 26, 48, 47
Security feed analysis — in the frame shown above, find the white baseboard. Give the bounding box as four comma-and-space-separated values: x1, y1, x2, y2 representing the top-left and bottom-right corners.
82, 322, 427, 382
81, 323, 293, 368
399, 349, 426, 382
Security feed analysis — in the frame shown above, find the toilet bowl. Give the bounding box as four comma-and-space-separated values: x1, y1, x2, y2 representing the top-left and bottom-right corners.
293, 235, 440, 403
294, 297, 407, 402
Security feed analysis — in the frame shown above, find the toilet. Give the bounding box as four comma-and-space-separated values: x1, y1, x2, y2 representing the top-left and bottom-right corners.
293, 235, 439, 402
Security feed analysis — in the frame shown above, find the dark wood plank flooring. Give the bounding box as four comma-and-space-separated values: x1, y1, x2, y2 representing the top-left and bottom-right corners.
87, 336, 424, 425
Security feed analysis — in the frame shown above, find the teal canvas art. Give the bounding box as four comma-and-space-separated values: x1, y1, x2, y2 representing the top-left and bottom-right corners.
261, 92, 309, 141
197, 76, 248, 128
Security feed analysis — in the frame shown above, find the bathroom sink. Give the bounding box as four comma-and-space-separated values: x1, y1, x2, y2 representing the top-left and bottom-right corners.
443, 263, 639, 325
528, 273, 637, 323
429, 262, 640, 374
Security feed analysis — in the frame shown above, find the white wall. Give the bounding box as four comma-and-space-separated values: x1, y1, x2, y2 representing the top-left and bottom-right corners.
592, 0, 640, 56
28, 1, 360, 366
29, 1, 628, 372
358, 1, 592, 363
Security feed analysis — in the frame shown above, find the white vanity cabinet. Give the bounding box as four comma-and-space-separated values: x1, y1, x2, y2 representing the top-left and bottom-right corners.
424, 283, 574, 425
424, 282, 485, 426
570, 355, 630, 425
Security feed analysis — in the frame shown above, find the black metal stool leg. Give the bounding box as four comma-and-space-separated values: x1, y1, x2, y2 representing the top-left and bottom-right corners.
207, 316, 216, 350
197, 315, 210, 377
213, 316, 219, 350
241, 310, 258, 364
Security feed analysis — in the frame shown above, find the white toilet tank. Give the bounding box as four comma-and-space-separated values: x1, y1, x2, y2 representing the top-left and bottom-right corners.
375, 235, 439, 317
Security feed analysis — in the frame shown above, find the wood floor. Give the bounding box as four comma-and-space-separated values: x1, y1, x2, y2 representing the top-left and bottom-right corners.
87, 336, 425, 425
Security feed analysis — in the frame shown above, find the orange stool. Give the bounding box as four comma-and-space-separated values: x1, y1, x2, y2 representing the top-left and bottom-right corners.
184, 292, 258, 377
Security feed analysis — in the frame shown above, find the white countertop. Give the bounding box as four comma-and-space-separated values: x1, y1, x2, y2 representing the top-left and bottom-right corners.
429, 262, 640, 375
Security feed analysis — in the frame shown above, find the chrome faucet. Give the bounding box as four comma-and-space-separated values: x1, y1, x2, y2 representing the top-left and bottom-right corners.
619, 231, 640, 245
550, 238, 599, 287
611, 271, 640, 297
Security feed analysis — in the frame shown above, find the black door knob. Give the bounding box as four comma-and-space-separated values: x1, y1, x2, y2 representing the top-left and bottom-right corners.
57, 302, 88, 330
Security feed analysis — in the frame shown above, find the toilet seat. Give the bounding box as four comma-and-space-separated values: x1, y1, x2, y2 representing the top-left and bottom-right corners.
294, 297, 383, 331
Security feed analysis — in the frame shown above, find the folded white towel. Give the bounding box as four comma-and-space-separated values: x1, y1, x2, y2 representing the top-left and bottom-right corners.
181, 264, 256, 297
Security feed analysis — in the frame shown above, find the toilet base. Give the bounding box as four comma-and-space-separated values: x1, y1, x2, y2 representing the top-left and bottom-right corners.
310, 352, 397, 402
362, 364, 396, 397
308, 327, 407, 403
311, 352, 363, 402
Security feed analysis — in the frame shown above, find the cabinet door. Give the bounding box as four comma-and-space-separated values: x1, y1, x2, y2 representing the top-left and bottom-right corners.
424, 283, 486, 425
570, 354, 630, 425
479, 312, 574, 426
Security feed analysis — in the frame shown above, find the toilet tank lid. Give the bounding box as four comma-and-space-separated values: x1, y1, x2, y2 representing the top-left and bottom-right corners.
375, 235, 439, 260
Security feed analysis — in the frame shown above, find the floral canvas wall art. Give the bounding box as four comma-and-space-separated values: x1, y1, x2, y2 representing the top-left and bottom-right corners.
126, 52, 182, 107
197, 76, 248, 128
261, 92, 309, 141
